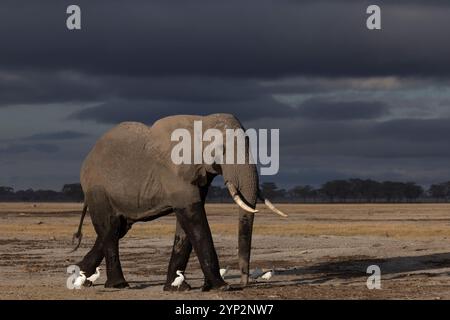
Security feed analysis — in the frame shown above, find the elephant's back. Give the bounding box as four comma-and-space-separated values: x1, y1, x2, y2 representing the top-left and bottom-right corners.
80, 122, 151, 192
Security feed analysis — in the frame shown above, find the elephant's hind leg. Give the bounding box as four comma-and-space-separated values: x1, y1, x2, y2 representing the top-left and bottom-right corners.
86, 188, 129, 289
77, 236, 104, 279
164, 219, 193, 292
102, 215, 129, 288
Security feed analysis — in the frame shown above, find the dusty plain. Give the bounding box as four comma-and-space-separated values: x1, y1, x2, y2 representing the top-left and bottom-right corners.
1, 203, 450, 299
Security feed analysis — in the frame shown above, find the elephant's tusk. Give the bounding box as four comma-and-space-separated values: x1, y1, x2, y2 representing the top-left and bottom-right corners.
263, 198, 288, 218
257, 192, 288, 218
226, 182, 259, 214
233, 195, 259, 214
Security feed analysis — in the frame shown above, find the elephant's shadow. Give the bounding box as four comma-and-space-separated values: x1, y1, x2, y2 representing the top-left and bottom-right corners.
120, 252, 450, 290
127, 281, 167, 290
247, 251, 450, 288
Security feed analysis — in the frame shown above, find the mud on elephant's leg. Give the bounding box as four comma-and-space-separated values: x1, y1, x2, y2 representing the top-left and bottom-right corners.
79, 217, 131, 287
77, 236, 104, 279
175, 203, 230, 292
164, 219, 193, 292
103, 216, 130, 289
85, 189, 129, 289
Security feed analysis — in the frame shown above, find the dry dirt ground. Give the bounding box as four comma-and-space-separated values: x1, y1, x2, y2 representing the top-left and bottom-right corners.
1, 203, 450, 300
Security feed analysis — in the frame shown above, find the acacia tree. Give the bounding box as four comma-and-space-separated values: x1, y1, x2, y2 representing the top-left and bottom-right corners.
260, 182, 286, 199
428, 182, 450, 201
290, 185, 317, 202
0, 186, 14, 195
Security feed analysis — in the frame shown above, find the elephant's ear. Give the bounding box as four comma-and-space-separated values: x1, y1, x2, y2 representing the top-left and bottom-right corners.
190, 166, 209, 187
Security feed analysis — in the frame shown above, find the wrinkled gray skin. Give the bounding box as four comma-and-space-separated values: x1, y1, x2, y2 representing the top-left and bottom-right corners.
76, 114, 258, 291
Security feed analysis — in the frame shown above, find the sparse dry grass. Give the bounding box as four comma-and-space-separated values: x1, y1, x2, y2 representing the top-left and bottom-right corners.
2, 222, 450, 239
2, 202, 450, 239
0, 202, 82, 213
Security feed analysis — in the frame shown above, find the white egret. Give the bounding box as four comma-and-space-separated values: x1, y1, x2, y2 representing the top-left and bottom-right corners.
73, 271, 86, 289
220, 266, 229, 278
261, 267, 275, 281
171, 270, 185, 289
86, 267, 101, 285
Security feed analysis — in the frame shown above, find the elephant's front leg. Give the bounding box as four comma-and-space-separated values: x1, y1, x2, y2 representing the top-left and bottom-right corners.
164, 219, 193, 291
175, 202, 229, 291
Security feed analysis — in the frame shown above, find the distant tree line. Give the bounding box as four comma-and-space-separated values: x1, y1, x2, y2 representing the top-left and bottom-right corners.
207, 180, 430, 203
3, 179, 450, 203
0, 184, 84, 202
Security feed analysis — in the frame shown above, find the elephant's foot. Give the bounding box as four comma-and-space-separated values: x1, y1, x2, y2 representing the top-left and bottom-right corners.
104, 279, 129, 289
163, 281, 192, 292
77, 262, 97, 278
83, 280, 93, 287
240, 274, 250, 287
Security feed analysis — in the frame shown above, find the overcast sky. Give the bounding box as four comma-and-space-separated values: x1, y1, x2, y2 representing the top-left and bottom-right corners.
1, 0, 450, 190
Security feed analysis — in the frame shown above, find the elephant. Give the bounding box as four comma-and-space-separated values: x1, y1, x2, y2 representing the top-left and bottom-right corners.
71, 113, 287, 291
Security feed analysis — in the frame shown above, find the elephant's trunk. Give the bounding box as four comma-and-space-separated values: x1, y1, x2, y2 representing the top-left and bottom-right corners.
222, 163, 258, 285
238, 208, 255, 285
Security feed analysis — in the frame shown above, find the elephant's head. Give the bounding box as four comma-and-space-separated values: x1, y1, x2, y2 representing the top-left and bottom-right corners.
202, 114, 288, 285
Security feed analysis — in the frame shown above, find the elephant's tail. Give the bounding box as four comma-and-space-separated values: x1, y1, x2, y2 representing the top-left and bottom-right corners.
71, 203, 88, 252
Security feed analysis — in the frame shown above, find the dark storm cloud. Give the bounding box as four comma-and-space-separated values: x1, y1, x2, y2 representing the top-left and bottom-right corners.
281, 117, 450, 158
288, 116, 450, 147
0, 0, 450, 78
0, 72, 269, 108
297, 99, 389, 120
374, 119, 450, 142
70, 96, 391, 124
0, 71, 101, 107
23, 130, 90, 141
0, 143, 59, 155
284, 139, 450, 159
69, 97, 295, 124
